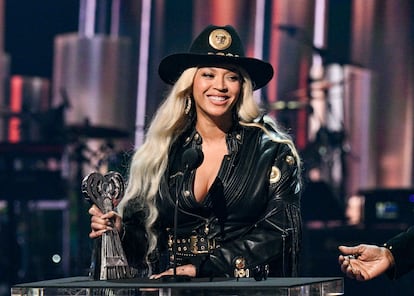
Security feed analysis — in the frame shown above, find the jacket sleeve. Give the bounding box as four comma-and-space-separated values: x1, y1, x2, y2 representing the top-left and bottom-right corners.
384, 226, 414, 279
198, 144, 302, 277
120, 199, 149, 273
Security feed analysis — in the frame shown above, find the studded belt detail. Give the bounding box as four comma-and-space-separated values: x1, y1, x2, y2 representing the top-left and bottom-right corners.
168, 234, 217, 257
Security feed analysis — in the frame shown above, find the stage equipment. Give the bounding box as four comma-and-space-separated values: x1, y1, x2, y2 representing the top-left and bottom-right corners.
2, 76, 52, 143
67, 123, 129, 140
276, 24, 328, 58
276, 23, 351, 202
0, 142, 66, 286
52, 34, 135, 138
267, 100, 310, 111
82, 171, 133, 280
11, 276, 344, 296
358, 188, 414, 228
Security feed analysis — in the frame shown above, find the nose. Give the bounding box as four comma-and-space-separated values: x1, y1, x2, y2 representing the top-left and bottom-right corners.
214, 76, 228, 92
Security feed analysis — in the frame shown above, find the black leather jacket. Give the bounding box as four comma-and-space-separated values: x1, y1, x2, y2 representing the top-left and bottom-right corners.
384, 226, 414, 279
121, 120, 302, 278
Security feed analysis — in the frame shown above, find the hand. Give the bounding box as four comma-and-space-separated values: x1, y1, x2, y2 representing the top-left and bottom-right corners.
88, 204, 122, 239
338, 244, 395, 281
149, 264, 197, 279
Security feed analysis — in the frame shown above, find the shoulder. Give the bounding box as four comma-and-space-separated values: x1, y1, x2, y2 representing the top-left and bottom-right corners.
256, 116, 301, 169
239, 117, 298, 171
244, 115, 294, 152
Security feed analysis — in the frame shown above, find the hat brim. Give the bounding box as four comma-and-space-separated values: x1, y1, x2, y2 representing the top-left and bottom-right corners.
158, 53, 274, 90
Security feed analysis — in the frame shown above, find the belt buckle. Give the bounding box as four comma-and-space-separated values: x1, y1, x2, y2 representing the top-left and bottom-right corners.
190, 235, 213, 255
190, 235, 198, 254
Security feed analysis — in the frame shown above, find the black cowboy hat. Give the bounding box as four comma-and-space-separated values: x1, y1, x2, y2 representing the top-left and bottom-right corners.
158, 25, 274, 90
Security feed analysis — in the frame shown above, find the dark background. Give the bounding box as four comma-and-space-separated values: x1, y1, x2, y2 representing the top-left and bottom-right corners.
4, 1, 79, 78
4, 1, 353, 79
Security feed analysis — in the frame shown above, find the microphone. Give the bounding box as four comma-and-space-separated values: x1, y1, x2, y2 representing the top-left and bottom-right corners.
182, 147, 204, 172
163, 148, 204, 282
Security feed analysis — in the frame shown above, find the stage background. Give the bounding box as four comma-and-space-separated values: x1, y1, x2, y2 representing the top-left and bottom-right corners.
1, 1, 413, 295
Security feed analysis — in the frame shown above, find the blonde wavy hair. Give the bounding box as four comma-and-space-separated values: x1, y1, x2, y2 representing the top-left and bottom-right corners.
117, 66, 301, 271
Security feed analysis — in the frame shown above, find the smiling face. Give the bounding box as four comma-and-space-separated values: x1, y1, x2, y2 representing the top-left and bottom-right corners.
192, 66, 242, 126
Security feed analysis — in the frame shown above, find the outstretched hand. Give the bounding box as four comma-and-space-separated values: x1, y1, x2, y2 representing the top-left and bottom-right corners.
338, 244, 395, 281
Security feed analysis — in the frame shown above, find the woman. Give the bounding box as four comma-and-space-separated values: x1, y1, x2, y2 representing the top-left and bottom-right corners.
89, 25, 302, 279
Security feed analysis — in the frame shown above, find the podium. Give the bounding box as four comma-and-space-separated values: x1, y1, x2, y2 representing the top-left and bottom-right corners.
11, 276, 343, 295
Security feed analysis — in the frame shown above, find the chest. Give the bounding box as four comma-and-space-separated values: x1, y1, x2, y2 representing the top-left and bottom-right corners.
166, 127, 277, 208
161, 130, 279, 228
194, 141, 228, 203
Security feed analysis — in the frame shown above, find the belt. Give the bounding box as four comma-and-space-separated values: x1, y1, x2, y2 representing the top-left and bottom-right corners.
168, 234, 217, 258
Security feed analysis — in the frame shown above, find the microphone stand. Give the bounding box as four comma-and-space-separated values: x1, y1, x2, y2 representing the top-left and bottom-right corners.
173, 171, 190, 281
161, 165, 191, 282
173, 196, 178, 276
162, 148, 203, 282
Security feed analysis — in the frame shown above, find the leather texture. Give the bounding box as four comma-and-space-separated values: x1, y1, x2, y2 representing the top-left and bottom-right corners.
384, 226, 414, 279
121, 119, 302, 278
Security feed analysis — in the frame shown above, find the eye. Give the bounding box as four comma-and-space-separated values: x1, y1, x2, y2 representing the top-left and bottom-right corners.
200, 71, 214, 79
226, 74, 240, 82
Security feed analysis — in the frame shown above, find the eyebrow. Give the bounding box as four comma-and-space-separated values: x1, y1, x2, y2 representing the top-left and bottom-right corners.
199, 66, 241, 74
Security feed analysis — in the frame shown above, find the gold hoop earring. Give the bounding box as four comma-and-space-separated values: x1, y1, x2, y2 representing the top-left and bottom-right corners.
184, 96, 192, 115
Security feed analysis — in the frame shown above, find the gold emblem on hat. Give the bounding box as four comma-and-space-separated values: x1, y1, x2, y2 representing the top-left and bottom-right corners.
209, 29, 232, 50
